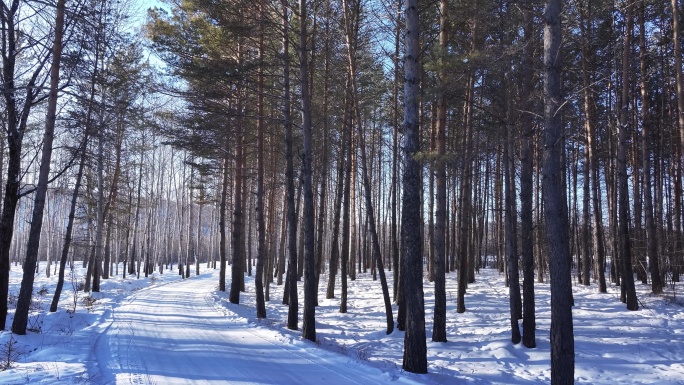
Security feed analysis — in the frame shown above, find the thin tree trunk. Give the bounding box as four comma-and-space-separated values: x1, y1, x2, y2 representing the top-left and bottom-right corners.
505, 107, 521, 344
326, 145, 344, 299
431, 0, 448, 343
391, 0, 401, 302
254, 6, 267, 319
314, 2, 331, 305
520, 6, 536, 349
299, 0, 316, 342
282, 0, 298, 329
341, 0, 393, 335
219, 155, 229, 291
340, 79, 352, 314
618, 1, 638, 311
229, 43, 245, 304
579, 0, 607, 293
639, 0, 662, 294
672, 0, 684, 285
130, 150, 144, 278
51, 133, 89, 312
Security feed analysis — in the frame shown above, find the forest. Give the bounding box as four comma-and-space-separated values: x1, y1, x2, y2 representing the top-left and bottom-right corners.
1, 0, 683, 382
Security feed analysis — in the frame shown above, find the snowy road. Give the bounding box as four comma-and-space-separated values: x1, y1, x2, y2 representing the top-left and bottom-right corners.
94, 274, 420, 385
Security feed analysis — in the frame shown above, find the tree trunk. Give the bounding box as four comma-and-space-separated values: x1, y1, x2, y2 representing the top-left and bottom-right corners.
314, 2, 331, 305
391, 0, 401, 302
254, 6, 267, 319
102, 123, 124, 280
219, 156, 229, 291
431, 0, 448, 343
299, 0, 316, 342
130, 150, 144, 278
618, 1, 638, 311
340, 79, 352, 314
579, 0, 607, 293
229, 43, 245, 304
505, 108, 521, 344
282, 0, 298, 330
520, 6, 536, 349
51, 133, 89, 312
12, 0, 66, 334
639, 0, 662, 294
401, 0, 427, 372
341, 0, 393, 335
543, 1, 575, 382
672, 0, 684, 285
326, 144, 344, 300
0, 1, 49, 330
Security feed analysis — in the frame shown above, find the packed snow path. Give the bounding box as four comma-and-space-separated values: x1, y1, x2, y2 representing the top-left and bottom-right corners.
94, 274, 420, 385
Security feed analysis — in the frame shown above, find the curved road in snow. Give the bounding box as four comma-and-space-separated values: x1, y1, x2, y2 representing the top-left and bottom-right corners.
94, 274, 421, 385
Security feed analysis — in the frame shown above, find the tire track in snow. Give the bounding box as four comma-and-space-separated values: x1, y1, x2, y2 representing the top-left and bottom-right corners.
96, 274, 423, 385
202, 292, 369, 385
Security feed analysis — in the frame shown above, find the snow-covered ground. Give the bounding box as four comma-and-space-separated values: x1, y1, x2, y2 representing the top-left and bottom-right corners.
1, 261, 683, 384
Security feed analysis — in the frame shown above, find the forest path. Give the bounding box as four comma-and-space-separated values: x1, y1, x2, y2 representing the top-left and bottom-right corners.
94, 272, 417, 385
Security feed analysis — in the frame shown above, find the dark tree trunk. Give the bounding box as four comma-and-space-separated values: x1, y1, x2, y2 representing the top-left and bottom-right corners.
282, 0, 298, 330
341, 0, 394, 335
340, 80, 352, 314
672, 0, 684, 285
391, 0, 401, 302
520, 6, 536, 349
229, 44, 245, 304
219, 156, 229, 292
543, 1, 575, 383
51, 133, 89, 312
401, 0, 427, 373
102, 125, 124, 281
0, 3, 47, 329
254, 8, 267, 319
431, 0, 448, 343
130, 152, 144, 278
505, 116, 521, 344
299, 0, 316, 342
326, 156, 344, 299
579, 0, 607, 293
618, 1, 638, 311
639, 0, 662, 294
314, 3, 331, 305
13, 0, 66, 334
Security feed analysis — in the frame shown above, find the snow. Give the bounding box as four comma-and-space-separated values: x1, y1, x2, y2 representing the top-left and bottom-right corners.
1, 262, 683, 384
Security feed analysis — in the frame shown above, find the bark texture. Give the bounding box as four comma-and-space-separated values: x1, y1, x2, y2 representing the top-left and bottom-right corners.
543, 1, 575, 382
